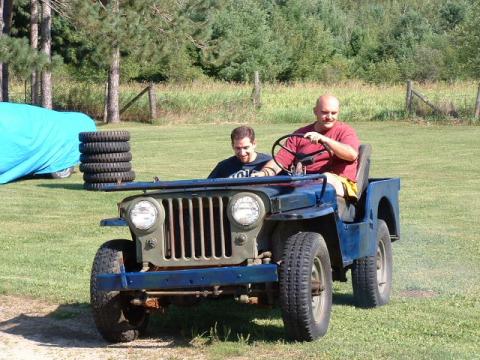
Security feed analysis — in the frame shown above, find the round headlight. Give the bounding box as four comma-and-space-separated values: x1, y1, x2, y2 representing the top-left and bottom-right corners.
231, 195, 261, 226
130, 200, 158, 230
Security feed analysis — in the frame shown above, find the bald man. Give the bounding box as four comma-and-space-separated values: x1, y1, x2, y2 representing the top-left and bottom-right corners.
254, 95, 360, 199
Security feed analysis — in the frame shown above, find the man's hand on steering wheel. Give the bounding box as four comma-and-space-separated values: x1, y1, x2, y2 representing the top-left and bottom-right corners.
271, 133, 331, 175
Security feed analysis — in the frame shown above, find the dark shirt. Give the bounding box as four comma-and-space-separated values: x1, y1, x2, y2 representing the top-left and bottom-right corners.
208, 153, 272, 178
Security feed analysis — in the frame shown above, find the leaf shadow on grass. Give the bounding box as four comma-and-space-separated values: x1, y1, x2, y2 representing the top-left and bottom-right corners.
0, 296, 357, 349
0, 302, 105, 348
36, 183, 85, 191
149, 298, 286, 344
0, 301, 195, 350
149, 294, 357, 344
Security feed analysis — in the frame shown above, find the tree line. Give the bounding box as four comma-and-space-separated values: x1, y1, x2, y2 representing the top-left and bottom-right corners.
1, 0, 479, 122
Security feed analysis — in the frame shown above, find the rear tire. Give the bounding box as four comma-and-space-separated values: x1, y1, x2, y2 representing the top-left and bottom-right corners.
80, 152, 132, 163
80, 162, 132, 173
83, 171, 135, 183
80, 142, 130, 154
79, 131, 130, 142
90, 239, 149, 343
279, 232, 332, 341
352, 219, 392, 308
84, 182, 117, 191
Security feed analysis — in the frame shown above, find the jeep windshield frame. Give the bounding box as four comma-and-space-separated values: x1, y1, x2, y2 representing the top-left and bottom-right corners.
100, 174, 327, 195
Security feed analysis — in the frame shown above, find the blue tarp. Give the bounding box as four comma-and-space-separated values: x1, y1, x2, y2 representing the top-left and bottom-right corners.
0, 102, 96, 184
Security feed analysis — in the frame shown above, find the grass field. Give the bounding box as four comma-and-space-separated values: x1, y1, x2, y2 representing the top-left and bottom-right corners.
9, 80, 480, 124
1, 118, 479, 359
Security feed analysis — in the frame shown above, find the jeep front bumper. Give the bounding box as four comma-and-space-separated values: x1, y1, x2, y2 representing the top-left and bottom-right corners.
96, 264, 278, 292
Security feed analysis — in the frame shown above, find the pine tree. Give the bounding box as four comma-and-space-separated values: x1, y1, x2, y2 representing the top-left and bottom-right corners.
68, 0, 215, 123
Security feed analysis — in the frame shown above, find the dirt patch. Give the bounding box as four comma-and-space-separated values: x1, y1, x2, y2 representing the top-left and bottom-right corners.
0, 295, 205, 360
398, 289, 438, 298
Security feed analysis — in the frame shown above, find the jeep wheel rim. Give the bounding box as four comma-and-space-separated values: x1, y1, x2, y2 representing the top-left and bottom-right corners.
55, 168, 72, 178
376, 240, 387, 294
311, 257, 325, 322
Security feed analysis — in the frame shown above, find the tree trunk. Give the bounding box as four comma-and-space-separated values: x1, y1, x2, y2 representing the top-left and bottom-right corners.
40, 0, 52, 109
1, 0, 13, 102
30, 0, 40, 105
106, 0, 120, 123
107, 46, 120, 123
0, 0, 4, 102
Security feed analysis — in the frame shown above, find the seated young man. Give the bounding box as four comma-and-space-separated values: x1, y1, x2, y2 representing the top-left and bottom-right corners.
208, 126, 272, 179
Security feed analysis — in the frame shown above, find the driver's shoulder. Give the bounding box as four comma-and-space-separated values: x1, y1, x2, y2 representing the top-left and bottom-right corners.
294, 123, 316, 134
255, 152, 272, 162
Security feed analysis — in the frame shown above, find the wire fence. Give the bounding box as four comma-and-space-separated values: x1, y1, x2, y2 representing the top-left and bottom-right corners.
7, 77, 480, 124
406, 80, 480, 121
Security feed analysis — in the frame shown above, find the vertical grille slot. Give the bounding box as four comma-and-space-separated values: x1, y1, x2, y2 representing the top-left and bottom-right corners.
162, 196, 232, 261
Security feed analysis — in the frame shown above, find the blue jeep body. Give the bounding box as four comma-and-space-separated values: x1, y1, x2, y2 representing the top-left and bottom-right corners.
97, 175, 399, 291
90, 170, 400, 343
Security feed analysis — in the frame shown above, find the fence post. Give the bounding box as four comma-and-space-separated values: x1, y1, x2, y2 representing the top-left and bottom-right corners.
475, 83, 480, 119
252, 71, 261, 109
406, 80, 413, 114
148, 83, 157, 122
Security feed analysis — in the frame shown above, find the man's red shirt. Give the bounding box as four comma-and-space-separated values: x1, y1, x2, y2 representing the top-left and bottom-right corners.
275, 121, 360, 182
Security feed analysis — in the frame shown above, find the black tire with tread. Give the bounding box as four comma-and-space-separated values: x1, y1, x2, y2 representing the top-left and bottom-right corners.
79, 131, 130, 142
352, 219, 393, 308
80, 162, 132, 174
84, 182, 117, 191
279, 231, 332, 341
90, 239, 149, 343
83, 171, 135, 183
80, 152, 132, 163
80, 142, 130, 155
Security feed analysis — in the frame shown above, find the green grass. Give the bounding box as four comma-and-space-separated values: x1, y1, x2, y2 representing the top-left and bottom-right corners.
1, 121, 479, 359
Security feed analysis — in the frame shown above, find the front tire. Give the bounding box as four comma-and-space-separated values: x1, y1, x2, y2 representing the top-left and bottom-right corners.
279, 232, 332, 341
352, 219, 392, 308
90, 239, 149, 343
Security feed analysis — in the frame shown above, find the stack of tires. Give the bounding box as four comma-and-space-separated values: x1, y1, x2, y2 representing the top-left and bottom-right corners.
79, 131, 135, 191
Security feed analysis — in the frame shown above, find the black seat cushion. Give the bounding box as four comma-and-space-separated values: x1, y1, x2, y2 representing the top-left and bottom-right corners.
337, 144, 371, 222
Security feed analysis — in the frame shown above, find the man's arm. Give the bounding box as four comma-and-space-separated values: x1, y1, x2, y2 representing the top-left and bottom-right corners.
304, 132, 358, 161
251, 159, 281, 177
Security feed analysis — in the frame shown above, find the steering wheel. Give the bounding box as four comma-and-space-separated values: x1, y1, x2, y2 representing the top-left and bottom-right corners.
271, 134, 332, 175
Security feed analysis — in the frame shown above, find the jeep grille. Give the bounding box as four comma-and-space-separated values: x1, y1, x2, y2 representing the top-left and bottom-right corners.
161, 196, 232, 261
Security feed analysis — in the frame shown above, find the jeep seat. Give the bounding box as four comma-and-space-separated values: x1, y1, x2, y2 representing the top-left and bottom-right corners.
337, 144, 372, 222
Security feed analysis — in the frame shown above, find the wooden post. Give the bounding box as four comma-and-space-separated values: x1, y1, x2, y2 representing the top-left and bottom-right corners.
411, 89, 442, 114
148, 83, 156, 122
406, 80, 413, 114
119, 85, 150, 115
252, 71, 261, 109
475, 83, 480, 119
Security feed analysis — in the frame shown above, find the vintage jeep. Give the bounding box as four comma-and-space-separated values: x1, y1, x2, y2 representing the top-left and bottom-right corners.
90, 135, 400, 343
